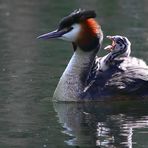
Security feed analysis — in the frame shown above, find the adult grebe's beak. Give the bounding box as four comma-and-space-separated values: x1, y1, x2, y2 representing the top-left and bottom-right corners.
37, 29, 68, 39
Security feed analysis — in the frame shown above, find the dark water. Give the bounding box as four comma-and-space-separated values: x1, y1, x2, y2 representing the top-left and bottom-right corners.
0, 0, 148, 148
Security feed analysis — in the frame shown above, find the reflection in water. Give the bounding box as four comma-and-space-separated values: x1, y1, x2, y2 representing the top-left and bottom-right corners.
54, 100, 148, 148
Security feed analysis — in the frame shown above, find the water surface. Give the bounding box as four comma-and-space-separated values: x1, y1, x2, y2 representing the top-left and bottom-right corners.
0, 0, 148, 147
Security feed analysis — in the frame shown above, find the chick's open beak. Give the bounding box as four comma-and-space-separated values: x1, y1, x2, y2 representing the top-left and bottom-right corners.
104, 36, 116, 51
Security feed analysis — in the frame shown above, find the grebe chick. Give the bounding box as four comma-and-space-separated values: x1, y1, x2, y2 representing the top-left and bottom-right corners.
105, 35, 131, 57
38, 9, 148, 101
104, 35, 147, 69
98, 35, 131, 72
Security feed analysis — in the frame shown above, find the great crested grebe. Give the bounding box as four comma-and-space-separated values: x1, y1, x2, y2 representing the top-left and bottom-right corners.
105, 35, 131, 57
99, 35, 148, 71
38, 9, 148, 101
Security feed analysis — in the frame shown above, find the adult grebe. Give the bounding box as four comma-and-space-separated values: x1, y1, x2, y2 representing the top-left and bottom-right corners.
38, 9, 148, 101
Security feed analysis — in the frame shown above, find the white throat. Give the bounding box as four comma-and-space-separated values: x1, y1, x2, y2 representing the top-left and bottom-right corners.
60, 24, 81, 42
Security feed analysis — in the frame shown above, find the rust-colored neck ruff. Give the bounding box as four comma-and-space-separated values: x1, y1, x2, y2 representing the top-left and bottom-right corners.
76, 18, 102, 52
84, 18, 101, 36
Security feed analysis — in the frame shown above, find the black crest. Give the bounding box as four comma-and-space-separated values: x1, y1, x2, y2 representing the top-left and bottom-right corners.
58, 9, 96, 30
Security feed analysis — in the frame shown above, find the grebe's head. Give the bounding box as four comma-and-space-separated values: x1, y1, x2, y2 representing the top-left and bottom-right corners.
37, 9, 103, 52
104, 35, 131, 57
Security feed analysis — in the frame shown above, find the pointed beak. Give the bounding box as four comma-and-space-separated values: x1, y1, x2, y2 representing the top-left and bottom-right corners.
104, 35, 116, 51
37, 29, 67, 39
106, 35, 114, 40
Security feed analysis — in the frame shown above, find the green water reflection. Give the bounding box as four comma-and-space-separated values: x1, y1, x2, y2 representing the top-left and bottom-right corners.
0, 0, 148, 148
54, 100, 148, 148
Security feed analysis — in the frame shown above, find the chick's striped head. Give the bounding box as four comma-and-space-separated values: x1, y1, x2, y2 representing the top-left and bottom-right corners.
104, 35, 131, 57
